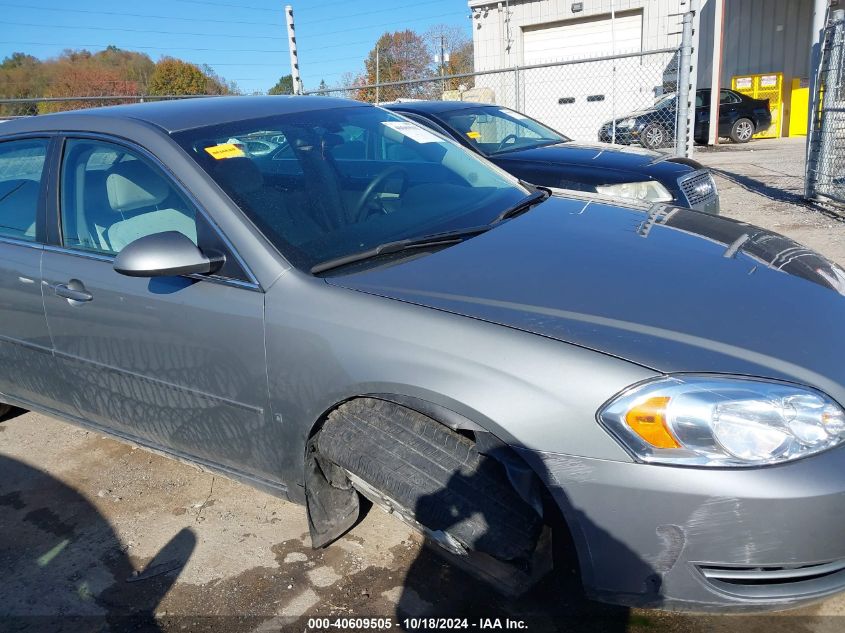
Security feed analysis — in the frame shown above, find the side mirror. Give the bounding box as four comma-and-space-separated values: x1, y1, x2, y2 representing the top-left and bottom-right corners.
113, 231, 225, 278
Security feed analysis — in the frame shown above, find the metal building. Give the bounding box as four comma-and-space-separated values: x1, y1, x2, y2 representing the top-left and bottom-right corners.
468, 0, 815, 139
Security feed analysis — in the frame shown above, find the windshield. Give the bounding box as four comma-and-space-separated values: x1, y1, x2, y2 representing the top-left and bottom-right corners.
436, 106, 568, 156
173, 105, 528, 272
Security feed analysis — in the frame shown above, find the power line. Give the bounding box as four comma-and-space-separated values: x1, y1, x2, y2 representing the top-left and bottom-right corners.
0, 21, 285, 40
0, 9, 469, 42
173, 0, 356, 12
298, 0, 446, 26
0, 2, 280, 28
168, 0, 279, 11
0, 40, 287, 54
301, 10, 467, 38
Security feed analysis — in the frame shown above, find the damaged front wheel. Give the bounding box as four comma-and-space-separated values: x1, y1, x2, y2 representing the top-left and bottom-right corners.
310, 398, 553, 596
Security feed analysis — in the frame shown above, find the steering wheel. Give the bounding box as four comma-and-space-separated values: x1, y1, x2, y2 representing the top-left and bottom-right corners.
354, 166, 408, 222
495, 134, 519, 153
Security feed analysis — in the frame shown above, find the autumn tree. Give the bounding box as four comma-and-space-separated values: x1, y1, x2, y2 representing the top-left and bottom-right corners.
200, 64, 236, 95
94, 46, 155, 88
0, 47, 234, 114
0, 53, 43, 115
268, 74, 294, 95
38, 48, 144, 113
361, 30, 434, 102
148, 58, 226, 96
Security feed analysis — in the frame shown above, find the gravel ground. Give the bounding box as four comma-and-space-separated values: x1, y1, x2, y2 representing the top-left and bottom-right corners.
695, 136, 845, 264
2, 136, 845, 632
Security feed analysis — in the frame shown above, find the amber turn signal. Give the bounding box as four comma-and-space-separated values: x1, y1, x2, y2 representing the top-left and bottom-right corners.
624, 396, 680, 449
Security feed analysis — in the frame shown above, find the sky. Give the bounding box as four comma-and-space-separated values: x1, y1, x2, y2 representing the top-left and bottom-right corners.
0, 0, 473, 95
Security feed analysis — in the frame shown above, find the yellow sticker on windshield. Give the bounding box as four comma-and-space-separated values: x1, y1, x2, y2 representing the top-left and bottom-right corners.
466, 131, 481, 139
204, 143, 245, 160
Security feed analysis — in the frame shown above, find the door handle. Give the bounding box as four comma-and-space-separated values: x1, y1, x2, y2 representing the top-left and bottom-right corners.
54, 280, 93, 303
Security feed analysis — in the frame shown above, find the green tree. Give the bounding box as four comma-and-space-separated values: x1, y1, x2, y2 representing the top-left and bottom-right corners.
148, 58, 212, 96
268, 74, 294, 95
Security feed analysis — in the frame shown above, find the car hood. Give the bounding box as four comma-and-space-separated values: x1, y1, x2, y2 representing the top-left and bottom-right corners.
494, 141, 695, 178
327, 195, 845, 401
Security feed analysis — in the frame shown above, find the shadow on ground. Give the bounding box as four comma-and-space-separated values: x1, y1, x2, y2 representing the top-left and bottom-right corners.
0, 412, 197, 632
395, 455, 635, 632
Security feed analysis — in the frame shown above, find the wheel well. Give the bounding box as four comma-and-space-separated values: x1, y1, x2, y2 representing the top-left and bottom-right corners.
305, 395, 584, 591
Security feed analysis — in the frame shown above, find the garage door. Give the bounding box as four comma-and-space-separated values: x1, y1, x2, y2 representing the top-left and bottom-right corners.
523, 11, 643, 64
519, 11, 650, 142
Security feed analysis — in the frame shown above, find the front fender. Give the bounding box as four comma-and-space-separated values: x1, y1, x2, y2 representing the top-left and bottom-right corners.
264, 272, 655, 499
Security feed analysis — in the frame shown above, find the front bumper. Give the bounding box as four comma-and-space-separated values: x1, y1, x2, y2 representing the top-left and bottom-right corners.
517, 445, 845, 612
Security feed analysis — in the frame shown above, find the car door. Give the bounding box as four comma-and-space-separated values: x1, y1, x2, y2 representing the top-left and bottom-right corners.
717, 90, 742, 135
41, 136, 273, 477
0, 136, 77, 413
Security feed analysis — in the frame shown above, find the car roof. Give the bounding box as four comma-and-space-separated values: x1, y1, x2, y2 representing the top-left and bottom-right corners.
0, 95, 369, 135
384, 100, 502, 115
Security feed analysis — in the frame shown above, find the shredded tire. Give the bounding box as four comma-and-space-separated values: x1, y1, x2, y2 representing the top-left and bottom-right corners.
317, 398, 542, 564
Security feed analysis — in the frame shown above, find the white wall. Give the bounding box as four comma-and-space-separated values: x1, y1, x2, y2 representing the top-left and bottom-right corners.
468, 0, 686, 71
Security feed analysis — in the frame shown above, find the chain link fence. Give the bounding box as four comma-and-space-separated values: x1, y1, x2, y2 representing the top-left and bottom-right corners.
1, 48, 690, 156
807, 11, 845, 208
306, 48, 685, 154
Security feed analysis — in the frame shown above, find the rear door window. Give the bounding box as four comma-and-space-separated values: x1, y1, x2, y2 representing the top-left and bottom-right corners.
0, 138, 48, 242
720, 90, 741, 105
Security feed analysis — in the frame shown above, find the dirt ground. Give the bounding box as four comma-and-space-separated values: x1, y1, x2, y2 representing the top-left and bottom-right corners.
3, 136, 845, 632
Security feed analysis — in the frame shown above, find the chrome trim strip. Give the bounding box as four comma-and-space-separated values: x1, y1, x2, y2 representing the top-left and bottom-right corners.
42, 244, 113, 263
0, 235, 43, 250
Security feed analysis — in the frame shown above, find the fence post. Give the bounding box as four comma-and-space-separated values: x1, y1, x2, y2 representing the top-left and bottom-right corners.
675, 10, 694, 157
513, 65, 520, 111
807, 11, 845, 204
284, 5, 302, 95
806, 5, 834, 201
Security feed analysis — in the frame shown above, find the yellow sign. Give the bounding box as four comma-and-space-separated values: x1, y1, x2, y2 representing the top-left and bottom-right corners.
204, 143, 245, 160
731, 72, 783, 138
466, 131, 481, 139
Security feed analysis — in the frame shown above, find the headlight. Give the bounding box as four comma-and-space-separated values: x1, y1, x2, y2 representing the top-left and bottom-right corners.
617, 118, 637, 128
595, 180, 673, 203
598, 375, 845, 467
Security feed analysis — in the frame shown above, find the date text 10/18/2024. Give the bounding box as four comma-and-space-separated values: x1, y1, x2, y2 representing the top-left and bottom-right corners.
306, 618, 529, 630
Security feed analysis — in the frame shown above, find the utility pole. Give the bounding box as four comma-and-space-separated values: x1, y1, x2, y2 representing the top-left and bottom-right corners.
806, 0, 829, 197
610, 3, 617, 144
285, 4, 302, 95
675, 10, 693, 156
375, 45, 380, 103
707, 0, 725, 145
436, 33, 449, 95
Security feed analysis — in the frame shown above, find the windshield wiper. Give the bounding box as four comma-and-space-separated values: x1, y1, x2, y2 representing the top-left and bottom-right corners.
489, 139, 564, 156
310, 226, 491, 275
491, 189, 550, 224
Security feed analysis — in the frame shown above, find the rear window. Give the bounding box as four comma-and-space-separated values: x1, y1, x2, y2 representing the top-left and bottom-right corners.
0, 138, 48, 242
